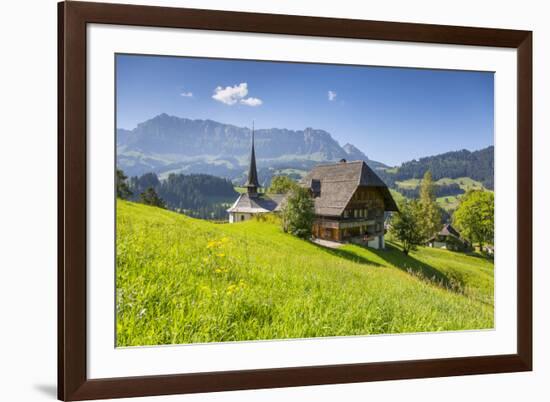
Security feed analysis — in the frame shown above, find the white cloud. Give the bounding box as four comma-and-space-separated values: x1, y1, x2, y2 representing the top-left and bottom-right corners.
328, 90, 337, 101
212, 82, 262, 106
180, 91, 193, 97
240, 97, 263, 107
212, 82, 248, 105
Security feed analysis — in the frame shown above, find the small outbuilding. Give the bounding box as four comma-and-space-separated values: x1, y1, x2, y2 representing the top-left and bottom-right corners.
427, 224, 471, 251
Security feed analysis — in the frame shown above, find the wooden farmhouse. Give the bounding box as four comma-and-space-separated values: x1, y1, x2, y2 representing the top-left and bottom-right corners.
427, 223, 471, 251
301, 160, 398, 249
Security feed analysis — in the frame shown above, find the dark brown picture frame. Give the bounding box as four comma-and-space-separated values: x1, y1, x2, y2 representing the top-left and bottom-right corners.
58, 1, 532, 400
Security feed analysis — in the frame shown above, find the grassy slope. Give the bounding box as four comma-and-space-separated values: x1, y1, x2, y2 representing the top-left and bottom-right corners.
116, 200, 494, 347
395, 177, 485, 191
274, 168, 308, 178
436, 195, 461, 211
395, 177, 488, 211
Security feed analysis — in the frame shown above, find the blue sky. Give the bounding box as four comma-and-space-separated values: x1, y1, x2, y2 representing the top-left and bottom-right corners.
116, 54, 494, 166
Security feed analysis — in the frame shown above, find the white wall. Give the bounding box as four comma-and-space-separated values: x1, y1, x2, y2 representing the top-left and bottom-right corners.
0, 0, 547, 401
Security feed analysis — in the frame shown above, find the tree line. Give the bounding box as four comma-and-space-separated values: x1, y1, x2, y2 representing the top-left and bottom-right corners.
396, 182, 463, 199
116, 170, 238, 220
391, 147, 494, 190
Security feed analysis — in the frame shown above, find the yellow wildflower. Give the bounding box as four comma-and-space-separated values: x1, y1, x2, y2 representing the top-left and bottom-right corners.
226, 284, 238, 295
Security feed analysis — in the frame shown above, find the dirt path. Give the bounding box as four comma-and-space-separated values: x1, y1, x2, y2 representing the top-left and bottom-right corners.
311, 238, 343, 249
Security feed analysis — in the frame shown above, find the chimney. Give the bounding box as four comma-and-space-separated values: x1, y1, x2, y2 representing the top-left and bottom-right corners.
311, 179, 321, 198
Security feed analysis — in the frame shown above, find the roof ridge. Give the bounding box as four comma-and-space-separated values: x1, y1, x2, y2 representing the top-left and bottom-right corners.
315, 160, 364, 168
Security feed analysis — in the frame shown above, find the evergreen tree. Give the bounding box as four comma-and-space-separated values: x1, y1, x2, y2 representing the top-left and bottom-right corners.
453, 190, 494, 250
418, 171, 441, 241
390, 200, 424, 255
116, 169, 132, 199
139, 187, 166, 209
281, 187, 315, 239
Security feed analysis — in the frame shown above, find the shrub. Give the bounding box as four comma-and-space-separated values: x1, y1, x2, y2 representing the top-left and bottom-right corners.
281, 187, 315, 239
390, 199, 424, 255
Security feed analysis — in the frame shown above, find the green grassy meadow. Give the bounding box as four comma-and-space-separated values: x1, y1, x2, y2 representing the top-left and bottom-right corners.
116, 200, 494, 347
436, 195, 461, 211
395, 176, 486, 191
394, 176, 491, 211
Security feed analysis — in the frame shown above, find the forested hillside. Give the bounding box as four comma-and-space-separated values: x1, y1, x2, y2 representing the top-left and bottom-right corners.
396, 182, 464, 199
128, 173, 237, 220
391, 147, 494, 189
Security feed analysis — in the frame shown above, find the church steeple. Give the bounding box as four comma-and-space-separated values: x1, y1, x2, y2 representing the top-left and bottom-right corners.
244, 122, 260, 197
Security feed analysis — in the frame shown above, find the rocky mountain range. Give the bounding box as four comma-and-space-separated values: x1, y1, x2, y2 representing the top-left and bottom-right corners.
117, 114, 493, 191
117, 114, 386, 181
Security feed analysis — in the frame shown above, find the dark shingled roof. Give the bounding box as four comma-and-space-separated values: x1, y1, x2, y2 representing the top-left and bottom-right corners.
439, 224, 461, 238
428, 224, 467, 244
227, 193, 286, 214
301, 160, 398, 217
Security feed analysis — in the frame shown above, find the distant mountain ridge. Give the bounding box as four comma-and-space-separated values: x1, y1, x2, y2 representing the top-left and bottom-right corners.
117, 114, 493, 190
117, 114, 386, 178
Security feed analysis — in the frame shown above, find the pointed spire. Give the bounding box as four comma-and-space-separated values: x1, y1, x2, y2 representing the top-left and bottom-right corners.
245, 121, 260, 196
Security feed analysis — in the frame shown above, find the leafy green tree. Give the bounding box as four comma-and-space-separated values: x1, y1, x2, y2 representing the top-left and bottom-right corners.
268, 175, 299, 194
418, 171, 441, 241
390, 199, 424, 255
139, 187, 166, 209
116, 169, 133, 199
281, 187, 315, 239
453, 190, 494, 250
